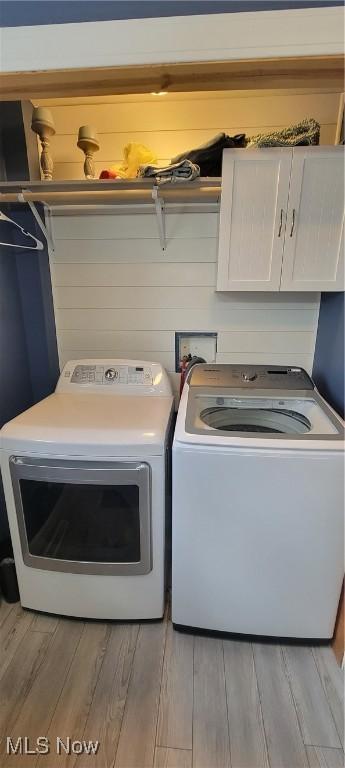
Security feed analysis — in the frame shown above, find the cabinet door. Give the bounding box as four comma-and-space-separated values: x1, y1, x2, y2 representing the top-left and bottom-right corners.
281, 147, 344, 292
217, 149, 292, 291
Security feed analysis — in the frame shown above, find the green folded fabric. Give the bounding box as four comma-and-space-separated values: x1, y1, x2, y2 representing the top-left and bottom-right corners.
247, 118, 320, 148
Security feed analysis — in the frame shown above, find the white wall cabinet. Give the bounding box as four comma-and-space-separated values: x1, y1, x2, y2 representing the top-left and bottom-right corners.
217, 146, 344, 292
280, 148, 344, 291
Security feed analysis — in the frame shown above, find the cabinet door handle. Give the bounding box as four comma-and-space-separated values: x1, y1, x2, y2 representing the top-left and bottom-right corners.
290, 209, 296, 237
278, 209, 284, 237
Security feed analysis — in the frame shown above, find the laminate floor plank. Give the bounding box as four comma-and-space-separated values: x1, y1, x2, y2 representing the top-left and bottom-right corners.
313, 647, 345, 747
31, 612, 59, 634
306, 746, 345, 768
223, 640, 269, 768
1, 611, 344, 768
38, 621, 110, 767
253, 643, 309, 768
193, 636, 230, 768
154, 747, 192, 768
0, 630, 51, 747
115, 620, 167, 768
283, 646, 341, 748
157, 623, 194, 750
0, 599, 14, 627
77, 623, 139, 768
4, 619, 84, 768
0, 605, 34, 681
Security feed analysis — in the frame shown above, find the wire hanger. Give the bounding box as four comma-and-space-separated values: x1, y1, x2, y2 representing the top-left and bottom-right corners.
0, 209, 44, 250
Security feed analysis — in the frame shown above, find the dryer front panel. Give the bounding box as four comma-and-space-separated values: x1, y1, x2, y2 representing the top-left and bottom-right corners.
10, 456, 152, 576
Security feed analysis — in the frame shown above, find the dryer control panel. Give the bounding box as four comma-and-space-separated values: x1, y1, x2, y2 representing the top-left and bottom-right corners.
56, 359, 172, 396
70, 364, 153, 386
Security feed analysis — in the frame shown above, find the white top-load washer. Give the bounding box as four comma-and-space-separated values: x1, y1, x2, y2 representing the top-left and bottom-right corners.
1, 359, 173, 620
172, 364, 344, 639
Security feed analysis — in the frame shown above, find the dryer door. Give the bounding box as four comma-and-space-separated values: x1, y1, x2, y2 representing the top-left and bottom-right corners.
10, 456, 151, 575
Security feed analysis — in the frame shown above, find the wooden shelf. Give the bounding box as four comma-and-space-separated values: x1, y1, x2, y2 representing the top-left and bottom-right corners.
1, 56, 344, 101
0, 177, 221, 206
0, 177, 221, 251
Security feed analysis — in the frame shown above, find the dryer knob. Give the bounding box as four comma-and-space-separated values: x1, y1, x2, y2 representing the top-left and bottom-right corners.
104, 368, 117, 381
242, 372, 257, 382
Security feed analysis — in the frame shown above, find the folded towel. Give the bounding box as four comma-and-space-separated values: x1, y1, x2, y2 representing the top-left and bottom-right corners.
171, 132, 246, 176
247, 119, 320, 148
138, 159, 200, 184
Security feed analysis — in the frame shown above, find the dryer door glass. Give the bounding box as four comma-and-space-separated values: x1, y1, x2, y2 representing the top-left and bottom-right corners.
10, 458, 151, 575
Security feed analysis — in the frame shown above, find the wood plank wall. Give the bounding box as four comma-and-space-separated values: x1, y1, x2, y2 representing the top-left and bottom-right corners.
38, 89, 342, 180
44, 88, 340, 395
50, 209, 320, 399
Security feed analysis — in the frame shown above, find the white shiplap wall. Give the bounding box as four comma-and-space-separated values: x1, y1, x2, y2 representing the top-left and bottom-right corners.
50, 208, 320, 399
38, 89, 342, 180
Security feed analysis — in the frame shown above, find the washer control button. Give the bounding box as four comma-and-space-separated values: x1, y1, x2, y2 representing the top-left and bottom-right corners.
242, 372, 257, 382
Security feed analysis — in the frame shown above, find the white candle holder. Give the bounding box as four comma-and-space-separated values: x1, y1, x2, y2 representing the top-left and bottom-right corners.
31, 106, 56, 181
77, 126, 100, 179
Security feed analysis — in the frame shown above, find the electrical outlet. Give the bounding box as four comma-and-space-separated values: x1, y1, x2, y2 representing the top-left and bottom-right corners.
175, 332, 217, 372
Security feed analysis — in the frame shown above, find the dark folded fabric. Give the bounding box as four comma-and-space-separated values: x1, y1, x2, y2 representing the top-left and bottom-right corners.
171, 132, 246, 177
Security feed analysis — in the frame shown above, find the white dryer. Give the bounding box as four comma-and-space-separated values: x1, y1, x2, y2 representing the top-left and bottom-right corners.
1, 359, 173, 620
172, 364, 344, 639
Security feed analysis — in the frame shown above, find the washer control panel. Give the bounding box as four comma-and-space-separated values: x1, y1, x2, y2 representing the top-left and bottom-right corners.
189, 364, 314, 390
70, 364, 153, 386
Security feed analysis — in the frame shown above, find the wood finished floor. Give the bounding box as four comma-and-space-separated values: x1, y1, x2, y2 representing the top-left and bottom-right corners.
0, 598, 343, 768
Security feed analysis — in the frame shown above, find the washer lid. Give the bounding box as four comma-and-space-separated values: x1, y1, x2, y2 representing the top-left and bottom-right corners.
0, 393, 173, 456
199, 404, 311, 435
185, 392, 343, 440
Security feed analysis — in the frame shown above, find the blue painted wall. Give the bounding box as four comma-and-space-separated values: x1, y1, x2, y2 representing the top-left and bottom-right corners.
12, 206, 61, 404
0, 245, 33, 543
0, 0, 343, 26
0, 104, 59, 548
313, 293, 344, 418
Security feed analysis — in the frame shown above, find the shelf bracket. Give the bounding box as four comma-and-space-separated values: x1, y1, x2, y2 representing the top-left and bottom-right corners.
152, 185, 166, 251
18, 193, 55, 253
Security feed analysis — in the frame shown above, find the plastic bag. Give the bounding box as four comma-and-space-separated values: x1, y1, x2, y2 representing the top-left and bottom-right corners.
114, 143, 158, 179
